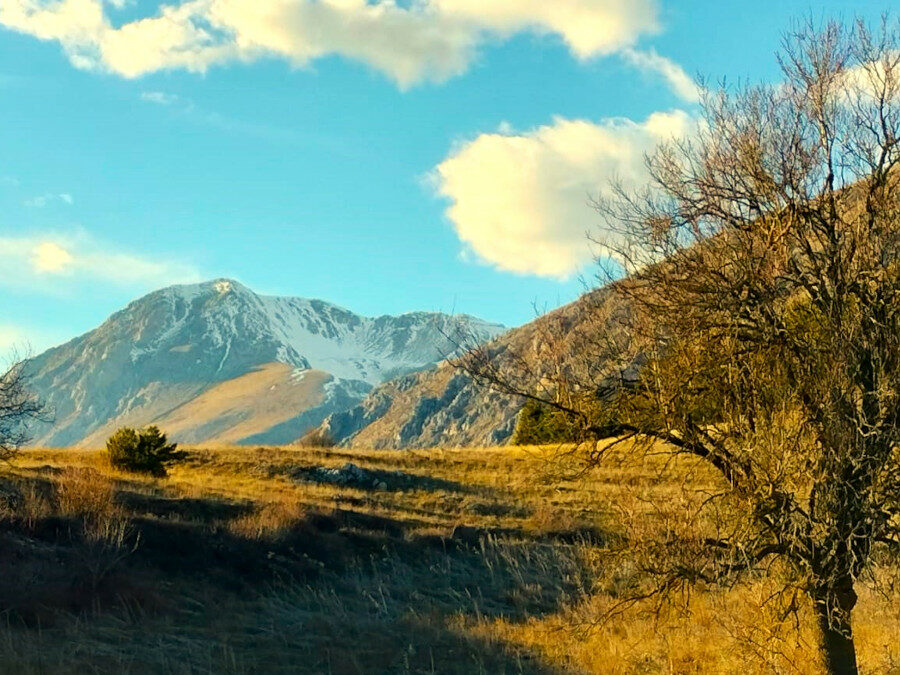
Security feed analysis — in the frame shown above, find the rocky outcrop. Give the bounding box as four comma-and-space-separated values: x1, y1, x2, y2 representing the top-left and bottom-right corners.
317, 287, 629, 449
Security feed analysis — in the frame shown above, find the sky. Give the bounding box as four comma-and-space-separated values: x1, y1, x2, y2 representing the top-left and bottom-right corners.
0, 0, 891, 354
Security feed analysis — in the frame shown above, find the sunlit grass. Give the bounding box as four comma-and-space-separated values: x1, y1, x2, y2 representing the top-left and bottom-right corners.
0, 444, 895, 674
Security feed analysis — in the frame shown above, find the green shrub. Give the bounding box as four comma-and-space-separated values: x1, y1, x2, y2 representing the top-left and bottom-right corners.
106, 426, 186, 477
512, 399, 583, 445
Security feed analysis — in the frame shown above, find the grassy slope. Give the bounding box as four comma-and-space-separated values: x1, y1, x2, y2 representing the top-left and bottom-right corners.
77, 364, 332, 447
0, 445, 896, 674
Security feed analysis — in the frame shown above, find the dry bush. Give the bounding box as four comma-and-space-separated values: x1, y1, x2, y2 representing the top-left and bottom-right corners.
0, 357, 45, 461
77, 517, 136, 594
229, 499, 306, 540
55, 467, 137, 592
0, 480, 52, 531
523, 503, 582, 538
55, 467, 116, 522
298, 428, 336, 448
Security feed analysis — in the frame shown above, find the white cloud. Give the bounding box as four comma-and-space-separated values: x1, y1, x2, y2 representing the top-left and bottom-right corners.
621, 47, 699, 102
0, 0, 661, 87
434, 0, 659, 58
0, 231, 202, 289
24, 192, 74, 207
31, 241, 74, 272
434, 110, 694, 278
140, 90, 181, 105
837, 53, 900, 104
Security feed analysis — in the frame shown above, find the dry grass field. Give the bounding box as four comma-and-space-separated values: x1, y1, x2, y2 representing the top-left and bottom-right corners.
0, 444, 896, 674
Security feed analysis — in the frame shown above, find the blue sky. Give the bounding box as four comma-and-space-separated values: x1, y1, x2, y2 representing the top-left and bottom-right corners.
0, 0, 890, 353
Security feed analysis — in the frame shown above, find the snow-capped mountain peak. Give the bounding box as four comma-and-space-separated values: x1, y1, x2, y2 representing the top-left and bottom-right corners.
24, 279, 506, 447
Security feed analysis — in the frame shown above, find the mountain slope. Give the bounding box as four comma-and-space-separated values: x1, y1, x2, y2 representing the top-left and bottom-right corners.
319, 288, 627, 449
25, 279, 505, 447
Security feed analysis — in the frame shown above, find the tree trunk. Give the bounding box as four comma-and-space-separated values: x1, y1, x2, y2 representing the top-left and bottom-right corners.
815, 589, 859, 675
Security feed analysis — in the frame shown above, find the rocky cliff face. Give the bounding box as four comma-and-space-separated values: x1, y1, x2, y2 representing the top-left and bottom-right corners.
319, 288, 628, 449
24, 279, 505, 447
320, 366, 522, 448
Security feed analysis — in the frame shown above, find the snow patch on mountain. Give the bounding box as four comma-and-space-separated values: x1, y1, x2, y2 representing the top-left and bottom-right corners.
24, 278, 506, 447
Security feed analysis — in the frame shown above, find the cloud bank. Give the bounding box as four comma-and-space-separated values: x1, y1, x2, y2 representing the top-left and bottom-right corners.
1, 0, 666, 88
0, 231, 202, 290
434, 110, 694, 277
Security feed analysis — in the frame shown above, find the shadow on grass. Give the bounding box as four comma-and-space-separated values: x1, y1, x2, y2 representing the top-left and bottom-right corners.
252, 611, 571, 674
115, 490, 253, 522
263, 461, 488, 496
0, 473, 592, 674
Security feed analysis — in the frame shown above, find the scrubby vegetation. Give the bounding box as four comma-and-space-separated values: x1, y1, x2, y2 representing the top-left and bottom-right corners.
512, 399, 581, 445
0, 444, 895, 674
297, 427, 337, 448
0, 356, 44, 460
106, 426, 186, 476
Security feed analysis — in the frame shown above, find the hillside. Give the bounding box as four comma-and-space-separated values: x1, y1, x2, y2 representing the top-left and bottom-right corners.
24, 279, 505, 447
320, 287, 630, 448
0, 444, 896, 673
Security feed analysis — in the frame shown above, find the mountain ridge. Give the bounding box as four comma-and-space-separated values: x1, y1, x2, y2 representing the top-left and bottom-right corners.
25, 278, 506, 447
316, 288, 625, 449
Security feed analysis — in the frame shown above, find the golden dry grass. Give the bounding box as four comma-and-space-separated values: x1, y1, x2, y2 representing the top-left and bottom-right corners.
75, 363, 331, 447
0, 444, 895, 674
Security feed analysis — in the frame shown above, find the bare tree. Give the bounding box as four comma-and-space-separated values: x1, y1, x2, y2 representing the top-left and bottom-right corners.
458, 18, 900, 675
0, 355, 45, 459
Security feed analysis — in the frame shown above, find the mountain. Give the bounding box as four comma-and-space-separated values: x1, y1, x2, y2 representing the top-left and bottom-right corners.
318, 288, 627, 449
24, 279, 506, 447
